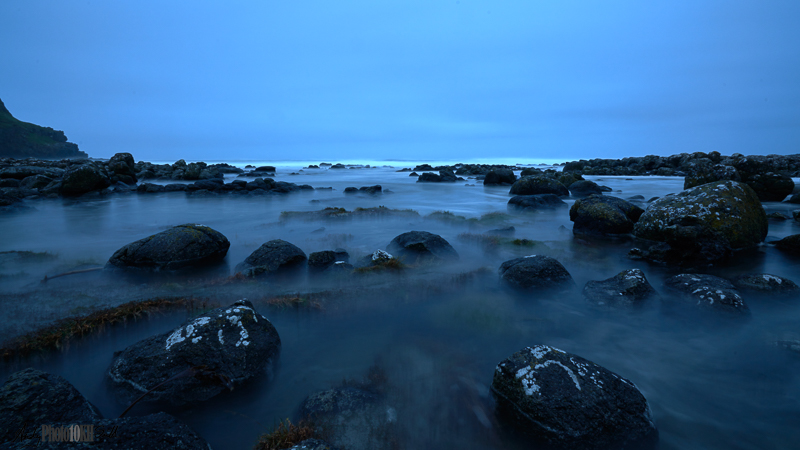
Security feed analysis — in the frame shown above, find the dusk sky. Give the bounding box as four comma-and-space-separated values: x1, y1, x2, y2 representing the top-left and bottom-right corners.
1, 1, 799, 162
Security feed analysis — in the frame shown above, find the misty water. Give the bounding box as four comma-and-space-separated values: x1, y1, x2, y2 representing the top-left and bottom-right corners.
1, 162, 800, 449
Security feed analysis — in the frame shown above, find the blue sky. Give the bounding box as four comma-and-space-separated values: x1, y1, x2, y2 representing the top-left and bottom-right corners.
1, 1, 798, 162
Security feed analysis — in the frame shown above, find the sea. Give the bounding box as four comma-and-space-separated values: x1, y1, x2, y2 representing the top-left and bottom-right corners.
1, 159, 799, 449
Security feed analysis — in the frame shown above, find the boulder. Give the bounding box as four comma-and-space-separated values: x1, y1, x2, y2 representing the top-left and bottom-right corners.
417, 169, 457, 183
507, 194, 566, 211
732, 273, 799, 294
663, 274, 750, 315
107, 152, 137, 184
308, 250, 349, 272
19, 174, 53, 190
633, 181, 767, 264
136, 182, 166, 193
358, 185, 382, 195
236, 239, 307, 277
59, 163, 111, 196
106, 224, 230, 270
300, 386, 392, 450
107, 299, 280, 406
741, 172, 794, 202
0, 368, 102, 443
356, 249, 395, 268
583, 269, 658, 307
774, 234, 800, 255
683, 164, 740, 189
570, 195, 644, 236
386, 231, 459, 264
568, 180, 605, 197
483, 169, 517, 186
499, 255, 575, 292
509, 176, 569, 196
491, 345, 657, 449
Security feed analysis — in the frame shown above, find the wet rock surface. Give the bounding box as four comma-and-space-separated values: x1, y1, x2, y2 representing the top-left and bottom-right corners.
0, 368, 102, 443
106, 223, 230, 271
236, 239, 308, 277
663, 274, 750, 315
491, 345, 657, 449
773, 234, 800, 254
107, 299, 281, 406
498, 255, 575, 292
570, 195, 644, 236
386, 231, 459, 264
483, 169, 517, 186
568, 179, 605, 197
583, 269, 658, 307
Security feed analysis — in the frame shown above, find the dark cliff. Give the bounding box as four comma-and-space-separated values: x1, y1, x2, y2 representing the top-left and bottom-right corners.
0, 98, 88, 159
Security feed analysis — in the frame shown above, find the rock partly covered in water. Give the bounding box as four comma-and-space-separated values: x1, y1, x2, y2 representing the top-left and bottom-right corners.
106, 224, 230, 271
570, 195, 644, 236
491, 345, 658, 449
498, 255, 575, 292
509, 176, 569, 197
583, 269, 658, 307
773, 234, 800, 255
633, 181, 768, 265
732, 273, 799, 295
0, 368, 102, 443
663, 274, 750, 315
568, 179, 606, 197
507, 194, 566, 211
483, 169, 517, 186
386, 231, 459, 264
108, 299, 281, 406
236, 239, 307, 277
59, 162, 112, 196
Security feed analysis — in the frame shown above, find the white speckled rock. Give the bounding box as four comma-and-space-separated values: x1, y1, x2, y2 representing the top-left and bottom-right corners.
491, 345, 657, 449
107, 299, 280, 406
583, 268, 659, 307
663, 274, 750, 315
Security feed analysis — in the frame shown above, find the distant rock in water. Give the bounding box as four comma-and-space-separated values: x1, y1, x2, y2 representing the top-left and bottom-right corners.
507, 194, 566, 211
491, 345, 658, 449
583, 268, 658, 308
236, 239, 307, 277
498, 255, 574, 292
732, 273, 799, 295
106, 224, 230, 271
0, 98, 87, 159
509, 176, 569, 197
386, 231, 459, 264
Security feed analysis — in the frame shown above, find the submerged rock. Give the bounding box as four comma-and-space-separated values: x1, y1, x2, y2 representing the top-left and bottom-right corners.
498, 255, 575, 292
568, 179, 605, 197
773, 234, 800, 255
107, 299, 281, 406
583, 269, 658, 307
491, 345, 657, 449
386, 231, 459, 264
236, 239, 307, 277
106, 223, 230, 271
509, 176, 569, 197
570, 195, 644, 236
732, 273, 799, 294
507, 194, 566, 211
663, 274, 750, 315
0, 368, 102, 443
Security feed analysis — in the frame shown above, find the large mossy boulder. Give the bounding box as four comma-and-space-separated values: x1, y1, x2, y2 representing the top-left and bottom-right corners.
107, 299, 281, 406
499, 255, 575, 292
0, 368, 102, 443
633, 181, 767, 264
235, 239, 307, 277
491, 345, 658, 449
509, 176, 569, 197
570, 195, 644, 236
106, 224, 230, 271
386, 231, 459, 264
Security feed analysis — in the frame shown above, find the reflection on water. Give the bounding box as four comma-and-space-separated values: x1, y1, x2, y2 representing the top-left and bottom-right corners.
1, 167, 799, 450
